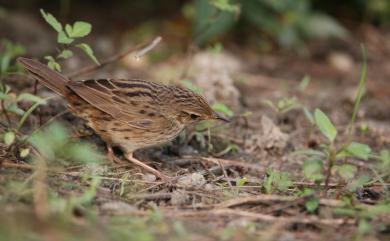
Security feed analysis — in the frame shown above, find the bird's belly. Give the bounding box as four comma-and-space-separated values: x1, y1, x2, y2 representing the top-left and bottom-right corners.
110, 125, 184, 153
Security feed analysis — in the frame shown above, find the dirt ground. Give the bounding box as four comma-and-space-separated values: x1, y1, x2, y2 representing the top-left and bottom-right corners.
1, 8, 390, 241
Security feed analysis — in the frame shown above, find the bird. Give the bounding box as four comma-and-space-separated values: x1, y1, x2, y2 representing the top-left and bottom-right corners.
17, 57, 229, 180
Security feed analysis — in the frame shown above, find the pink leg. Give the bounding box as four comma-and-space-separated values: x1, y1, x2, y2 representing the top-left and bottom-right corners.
124, 153, 170, 180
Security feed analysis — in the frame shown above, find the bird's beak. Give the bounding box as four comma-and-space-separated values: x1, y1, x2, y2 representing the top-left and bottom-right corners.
213, 112, 230, 123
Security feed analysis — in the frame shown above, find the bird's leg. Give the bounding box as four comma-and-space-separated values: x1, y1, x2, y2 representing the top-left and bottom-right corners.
124, 152, 170, 180
107, 144, 123, 163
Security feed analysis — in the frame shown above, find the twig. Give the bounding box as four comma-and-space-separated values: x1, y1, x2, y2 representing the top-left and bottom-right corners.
202, 157, 266, 173
116, 208, 354, 226
292, 181, 389, 188
133, 36, 162, 60
218, 160, 236, 195
67, 36, 162, 79
215, 194, 350, 209
127, 192, 172, 201
1, 161, 34, 169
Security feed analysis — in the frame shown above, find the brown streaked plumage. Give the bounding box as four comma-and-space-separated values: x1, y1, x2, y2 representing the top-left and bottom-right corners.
17, 57, 228, 179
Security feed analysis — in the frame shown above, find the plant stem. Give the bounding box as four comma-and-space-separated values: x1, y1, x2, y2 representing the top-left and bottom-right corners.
324, 145, 336, 193
1, 100, 11, 126
347, 44, 367, 139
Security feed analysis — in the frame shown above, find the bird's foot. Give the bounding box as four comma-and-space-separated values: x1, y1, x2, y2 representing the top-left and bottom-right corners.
106, 145, 125, 164
124, 153, 170, 181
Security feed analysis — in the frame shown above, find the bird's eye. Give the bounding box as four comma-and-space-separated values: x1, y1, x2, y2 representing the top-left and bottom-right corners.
190, 114, 200, 120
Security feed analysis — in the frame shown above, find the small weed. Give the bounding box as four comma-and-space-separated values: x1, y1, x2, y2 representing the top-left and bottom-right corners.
40, 9, 99, 71
263, 168, 292, 194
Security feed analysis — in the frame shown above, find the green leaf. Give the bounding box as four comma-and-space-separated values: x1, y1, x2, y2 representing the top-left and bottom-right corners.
235, 177, 247, 187
4, 131, 15, 145
76, 43, 100, 65
348, 175, 370, 192
334, 164, 357, 180
57, 30, 74, 44
44, 56, 61, 72
302, 13, 348, 40
7, 103, 24, 115
263, 99, 277, 111
65, 24, 73, 37
212, 103, 234, 117
305, 198, 319, 213
0, 92, 10, 100
264, 169, 292, 193
209, 0, 240, 14
17, 93, 47, 105
298, 75, 311, 92
20, 148, 30, 158
68, 21, 91, 38
193, 0, 236, 46
314, 108, 337, 143
345, 142, 371, 160
303, 107, 314, 125
303, 159, 324, 181
67, 142, 102, 163
379, 149, 390, 170
40, 9, 62, 32
58, 49, 73, 59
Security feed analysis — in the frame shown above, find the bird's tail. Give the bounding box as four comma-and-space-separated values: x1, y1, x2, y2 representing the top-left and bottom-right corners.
17, 57, 69, 96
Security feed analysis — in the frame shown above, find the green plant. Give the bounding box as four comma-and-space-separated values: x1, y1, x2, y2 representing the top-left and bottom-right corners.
298, 108, 373, 189
263, 97, 301, 115
29, 122, 103, 165
40, 9, 99, 71
263, 168, 292, 194
0, 40, 45, 154
189, 0, 347, 49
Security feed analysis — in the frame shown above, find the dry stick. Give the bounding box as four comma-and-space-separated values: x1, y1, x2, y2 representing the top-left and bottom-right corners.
218, 160, 236, 195
215, 194, 355, 209
202, 157, 266, 173
127, 192, 172, 201
67, 36, 162, 79
1, 161, 34, 169
115, 208, 353, 226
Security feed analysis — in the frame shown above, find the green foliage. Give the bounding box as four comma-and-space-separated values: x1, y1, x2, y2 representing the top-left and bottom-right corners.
0, 80, 47, 154
263, 96, 300, 114
235, 177, 247, 187
344, 142, 371, 160
305, 198, 320, 213
212, 102, 234, 117
29, 122, 103, 165
76, 43, 99, 65
314, 108, 337, 143
189, 0, 347, 49
0, 39, 26, 75
348, 45, 367, 135
263, 169, 292, 194
40, 9, 99, 71
303, 158, 324, 182
192, 0, 237, 46
297, 108, 375, 185
333, 203, 390, 235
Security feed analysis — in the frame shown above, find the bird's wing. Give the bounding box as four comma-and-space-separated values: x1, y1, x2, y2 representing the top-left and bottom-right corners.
67, 79, 168, 129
